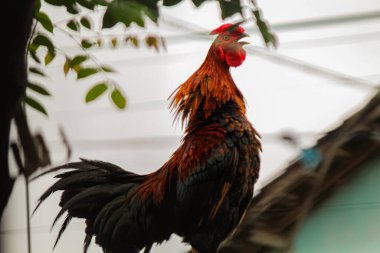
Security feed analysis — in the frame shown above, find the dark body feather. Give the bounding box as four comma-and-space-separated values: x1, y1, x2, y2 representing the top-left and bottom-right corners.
34, 25, 261, 253
172, 102, 261, 253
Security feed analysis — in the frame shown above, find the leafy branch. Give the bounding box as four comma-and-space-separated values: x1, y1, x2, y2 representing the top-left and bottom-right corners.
28, 0, 169, 114
27, 0, 277, 116
250, 0, 278, 48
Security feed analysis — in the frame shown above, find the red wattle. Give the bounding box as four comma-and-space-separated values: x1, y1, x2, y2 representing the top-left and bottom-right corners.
225, 48, 246, 67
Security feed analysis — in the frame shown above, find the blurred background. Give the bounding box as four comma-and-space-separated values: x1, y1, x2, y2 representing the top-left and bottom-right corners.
1, 0, 379, 253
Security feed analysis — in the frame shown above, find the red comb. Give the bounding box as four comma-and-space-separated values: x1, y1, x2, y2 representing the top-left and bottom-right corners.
210, 23, 245, 35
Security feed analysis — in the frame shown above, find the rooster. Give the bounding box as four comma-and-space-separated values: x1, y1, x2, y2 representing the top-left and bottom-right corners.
34, 23, 261, 253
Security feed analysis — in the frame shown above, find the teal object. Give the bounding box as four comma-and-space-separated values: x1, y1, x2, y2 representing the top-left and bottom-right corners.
293, 157, 380, 253
299, 148, 321, 170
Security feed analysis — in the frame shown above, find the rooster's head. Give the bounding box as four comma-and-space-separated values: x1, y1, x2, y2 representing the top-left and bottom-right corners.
210, 23, 249, 67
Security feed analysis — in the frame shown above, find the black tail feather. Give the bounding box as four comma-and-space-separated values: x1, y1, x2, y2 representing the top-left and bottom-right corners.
33, 158, 148, 252
144, 244, 153, 253
84, 233, 93, 253
51, 185, 115, 229
53, 214, 72, 249
93, 195, 127, 232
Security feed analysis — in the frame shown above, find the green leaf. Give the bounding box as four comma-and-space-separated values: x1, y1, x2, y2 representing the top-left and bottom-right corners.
143, 7, 159, 23
163, 0, 182, 6
145, 36, 159, 51
96, 39, 103, 47
27, 82, 51, 96
111, 37, 118, 48
77, 68, 98, 79
36, 11, 54, 33
66, 3, 80, 14
139, 0, 159, 9
252, 9, 278, 48
102, 1, 147, 28
67, 19, 80, 32
70, 55, 88, 66
23, 96, 48, 116
32, 34, 55, 53
44, 0, 79, 13
80, 16, 92, 29
131, 0, 159, 23
31, 34, 55, 65
85, 83, 108, 103
76, 0, 95, 10
125, 36, 139, 48
29, 42, 41, 63
43, 0, 63, 6
44, 50, 56, 65
192, 0, 208, 7
81, 39, 94, 49
93, 0, 109, 6
218, 0, 242, 19
45, 0, 107, 8
29, 42, 39, 52
29, 50, 41, 63
111, 88, 126, 109
35, 0, 41, 15
63, 58, 70, 76
29, 67, 45, 76
72, 64, 81, 73
102, 7, 118, 29
101, 65, 115, 73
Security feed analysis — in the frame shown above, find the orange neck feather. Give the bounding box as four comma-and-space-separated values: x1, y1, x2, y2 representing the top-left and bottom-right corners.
169, 46, 246, 125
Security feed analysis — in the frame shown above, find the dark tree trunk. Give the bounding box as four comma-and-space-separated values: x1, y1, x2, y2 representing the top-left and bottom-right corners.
0, 0, 35, 222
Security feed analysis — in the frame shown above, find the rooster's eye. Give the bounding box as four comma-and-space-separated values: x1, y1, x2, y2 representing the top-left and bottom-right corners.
223, 35, 230, 41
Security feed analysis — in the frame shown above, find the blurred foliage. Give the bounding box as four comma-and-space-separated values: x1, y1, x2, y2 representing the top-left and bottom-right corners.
250, 0, 278, 48
28, 0, 276, 115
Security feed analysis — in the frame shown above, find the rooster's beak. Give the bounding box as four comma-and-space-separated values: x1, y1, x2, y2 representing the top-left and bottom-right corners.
238, 33, 250, 45
240, 33, 250, 39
